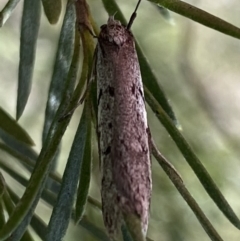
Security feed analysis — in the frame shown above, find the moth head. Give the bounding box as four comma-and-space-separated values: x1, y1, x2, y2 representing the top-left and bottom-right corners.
107, 15, 121, 27
98, 15, 130, 46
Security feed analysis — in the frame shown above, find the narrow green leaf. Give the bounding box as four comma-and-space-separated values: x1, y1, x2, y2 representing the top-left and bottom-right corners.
0, 174, 5, 231
2, 189, 14, 221
0, 140, 59, 193
29, 214, 47, 240
155, 4, 174, 25
0, 159, 107, 240
0, 107, 34, 145
0, 135, 37, 181
17, 0, 41, 120
3, 189, 15, 226
0, 160, 56, 240
123, 213, 146, 241
0, 160, 28, 187
0, 4, 78, 239
42, 0, 76, 143
144, 87, 240, 230
42, 0, 62, 24
45, 102, 92, 241
87, 196, 101, 210
5, 207, 36, 241
137, 45, 179, 127
0, 129, 38, 161
65, 27, 95, 118
0, 201, 5, 229
149, 0, 240, 40
0, 142, 62, 187
0, 143, 35, 168
6, 169, 109, 241
0, 158, 58, 206
101, 0, 179, 127
79, 216, 110, 241
4, 183, 50, 240
0, 173, 6, 199
42, 2, 77, 181
71, 38, 92, 108
3, 187, 34, 241
0, 0, 21, 27
151, 140, 224, 241
75, 103, 92, 223
7, 187, 47, 240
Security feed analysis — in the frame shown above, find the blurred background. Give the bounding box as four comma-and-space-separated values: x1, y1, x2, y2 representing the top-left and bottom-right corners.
0, 0, 240, 240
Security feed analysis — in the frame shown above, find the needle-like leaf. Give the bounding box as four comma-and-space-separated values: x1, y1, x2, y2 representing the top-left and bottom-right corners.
16, 0, 41, 120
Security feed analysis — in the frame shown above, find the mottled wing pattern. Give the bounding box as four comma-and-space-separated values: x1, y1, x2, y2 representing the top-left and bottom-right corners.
97, 17, 152, 239
97, 38, 121, 238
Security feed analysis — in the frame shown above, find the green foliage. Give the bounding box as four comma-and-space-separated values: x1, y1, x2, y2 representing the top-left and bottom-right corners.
0, 0, 240, 240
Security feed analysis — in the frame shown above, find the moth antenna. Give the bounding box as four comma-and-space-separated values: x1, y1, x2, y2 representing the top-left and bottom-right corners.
127, 0, 142, 30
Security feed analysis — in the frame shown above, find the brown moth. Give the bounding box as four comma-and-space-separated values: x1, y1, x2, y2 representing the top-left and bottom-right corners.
96, 1, 152, 240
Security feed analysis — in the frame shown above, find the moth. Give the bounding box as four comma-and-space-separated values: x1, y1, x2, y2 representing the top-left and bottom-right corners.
73, 0, 180, 239
95, 0, 152, 240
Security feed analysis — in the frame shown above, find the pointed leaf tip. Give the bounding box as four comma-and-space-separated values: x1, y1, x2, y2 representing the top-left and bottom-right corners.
17, 0, 41, 120
0, 107, 34, 146
42, 0, 62, 24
